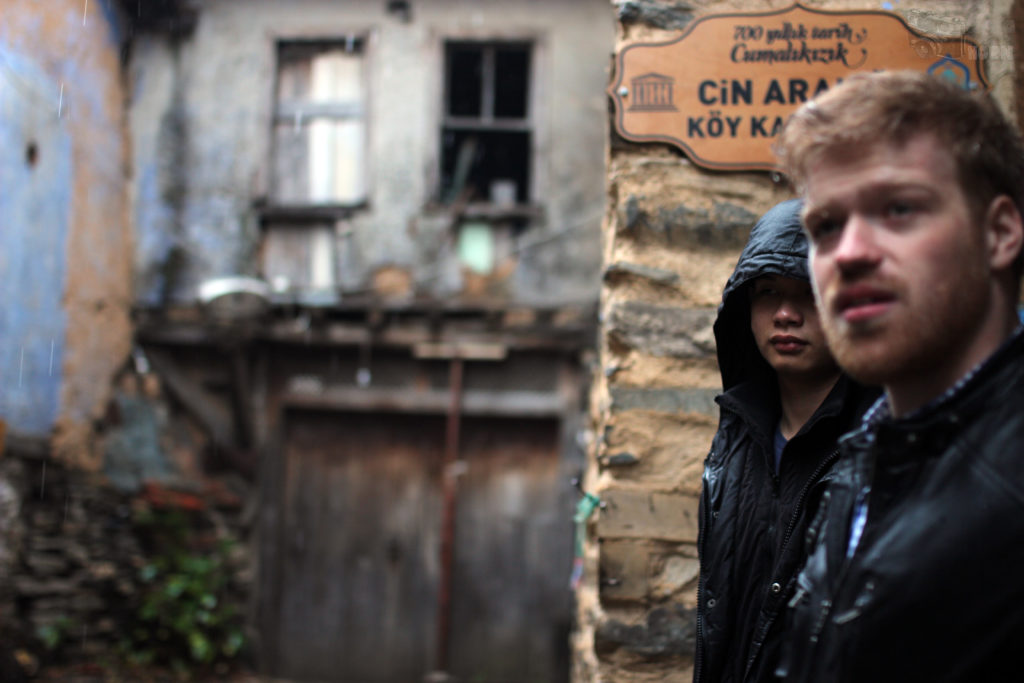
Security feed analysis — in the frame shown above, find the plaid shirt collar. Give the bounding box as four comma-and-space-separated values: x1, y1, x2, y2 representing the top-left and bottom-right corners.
862, 325, 1024, 430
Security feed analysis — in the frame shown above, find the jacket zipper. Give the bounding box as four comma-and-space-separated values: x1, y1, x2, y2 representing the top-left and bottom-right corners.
693, 450, 714, 683
793, 443, 877, 679
778, 446, 841, 561
741, 445, 841, 681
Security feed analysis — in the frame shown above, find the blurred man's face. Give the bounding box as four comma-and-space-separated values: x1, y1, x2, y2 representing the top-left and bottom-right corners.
802, 133, 993, 397
749, 274, 837, 382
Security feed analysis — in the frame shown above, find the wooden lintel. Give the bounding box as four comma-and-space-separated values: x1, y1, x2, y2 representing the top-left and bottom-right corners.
282, 386, 565, 417
134, 305, 595, 353
265, 325, 586, 352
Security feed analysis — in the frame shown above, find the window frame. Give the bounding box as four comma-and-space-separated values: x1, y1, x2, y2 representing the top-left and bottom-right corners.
433, 33, 546, 211
269, 36, 371, 212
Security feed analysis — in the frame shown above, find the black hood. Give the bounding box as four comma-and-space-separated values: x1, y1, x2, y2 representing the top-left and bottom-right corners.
714, 198, 808, 392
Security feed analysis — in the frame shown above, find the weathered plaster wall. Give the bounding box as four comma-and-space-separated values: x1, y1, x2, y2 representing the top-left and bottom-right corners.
0, 0, 132, 464
129, 0, 614, 307
578, 1, 1018, 681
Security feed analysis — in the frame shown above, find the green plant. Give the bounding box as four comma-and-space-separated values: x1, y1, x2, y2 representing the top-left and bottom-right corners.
37, 615, 76, 651
120, 507, 246, 673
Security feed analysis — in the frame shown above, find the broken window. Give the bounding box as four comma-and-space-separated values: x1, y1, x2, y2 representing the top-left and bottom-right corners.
441, 41, 532, 205
272, 39, 367, 205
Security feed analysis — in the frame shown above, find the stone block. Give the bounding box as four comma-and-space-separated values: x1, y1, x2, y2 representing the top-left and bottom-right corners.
25, 552, 69, 576
609, 386, 719, 418
607, 301, 715, 359
94, 617, 116, 634
609, 353, 721, 391
594, 603, 697, 659
70, 591, 104, 612
650, 555, 699, 600
87, 562, 117, 581
598, 539, 651, 601
31, 510, 59, 528
619, 195, 757, 250
602, 451, 639, 468
602, 411, 714, 492
65, 542, 89, 567
597, 489, 699, 542
28, 536, 64, 553
615, 1, 695, 32
31, 597, 69, 614
13, 576, 76, 597
599, 540, 699, 603
603, 261, 680, 287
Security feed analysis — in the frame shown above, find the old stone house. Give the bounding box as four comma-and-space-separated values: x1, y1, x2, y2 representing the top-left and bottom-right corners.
2, 0, 1022, 681
1, 0, 611, 680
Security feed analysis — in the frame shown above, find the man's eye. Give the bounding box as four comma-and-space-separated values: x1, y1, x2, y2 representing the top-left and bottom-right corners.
807, 218, 841, 241
885, 201, 915, 218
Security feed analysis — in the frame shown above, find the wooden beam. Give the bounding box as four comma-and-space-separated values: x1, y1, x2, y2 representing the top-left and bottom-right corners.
145, 349, 236, 450
137, 321, 590, 352
282, 385, 565, 417
412, 341, 507, 360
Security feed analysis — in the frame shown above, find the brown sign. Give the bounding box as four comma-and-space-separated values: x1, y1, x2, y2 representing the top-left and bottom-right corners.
608, 3, 988, 171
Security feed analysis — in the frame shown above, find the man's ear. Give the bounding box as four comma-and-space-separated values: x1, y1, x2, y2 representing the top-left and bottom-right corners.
985, 195, 1024, 272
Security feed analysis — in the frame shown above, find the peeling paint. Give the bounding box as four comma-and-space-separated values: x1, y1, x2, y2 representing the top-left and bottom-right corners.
0, 45, 72, 435
0, 1, 132, 460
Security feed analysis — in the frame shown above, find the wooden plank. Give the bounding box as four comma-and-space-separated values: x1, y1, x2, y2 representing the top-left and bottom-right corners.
144, 348, 235, 450
447, 416, 571, 683
136, 321, 591, 352
274, 412, 444, 681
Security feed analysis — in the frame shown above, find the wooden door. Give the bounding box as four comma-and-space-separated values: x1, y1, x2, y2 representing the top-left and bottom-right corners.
275, 411, 444, 682
271, 411, 571, 682
448, 417, 572, 683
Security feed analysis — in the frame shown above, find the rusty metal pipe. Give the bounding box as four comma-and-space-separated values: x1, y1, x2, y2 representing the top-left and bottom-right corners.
436, 357, 464, 673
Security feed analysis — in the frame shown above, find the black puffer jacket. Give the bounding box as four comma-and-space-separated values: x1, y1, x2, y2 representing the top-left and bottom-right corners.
778, 329, 1024, 683
694, 199, 875, 683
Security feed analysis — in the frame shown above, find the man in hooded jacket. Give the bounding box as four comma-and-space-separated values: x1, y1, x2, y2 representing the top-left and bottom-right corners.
694, 199, 875, 683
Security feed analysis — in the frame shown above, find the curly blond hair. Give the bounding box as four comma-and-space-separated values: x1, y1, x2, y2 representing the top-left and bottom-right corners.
774, 70, 1024, 223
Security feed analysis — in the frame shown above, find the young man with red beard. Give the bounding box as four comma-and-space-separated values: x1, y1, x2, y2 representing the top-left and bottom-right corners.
695, 199, 876, 683
773, 70, 1024, 683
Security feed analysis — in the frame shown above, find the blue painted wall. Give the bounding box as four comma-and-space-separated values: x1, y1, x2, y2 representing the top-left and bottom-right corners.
0, 45, 73, 436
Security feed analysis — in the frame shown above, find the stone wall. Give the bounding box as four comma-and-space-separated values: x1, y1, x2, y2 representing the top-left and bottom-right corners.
0, 416, 252, 678
575, 1, 1020, 681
